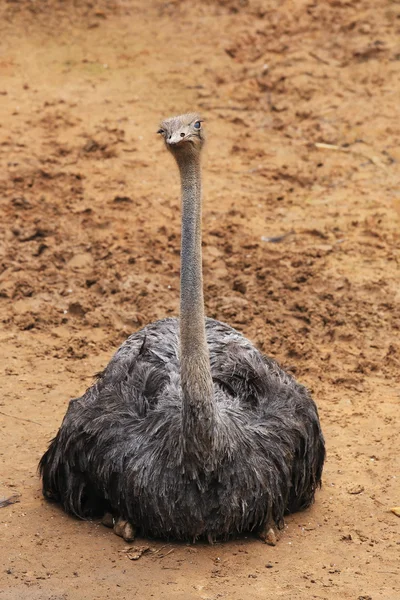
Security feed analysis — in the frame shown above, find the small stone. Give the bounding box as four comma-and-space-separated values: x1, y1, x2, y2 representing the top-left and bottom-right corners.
347, 484, 364, 495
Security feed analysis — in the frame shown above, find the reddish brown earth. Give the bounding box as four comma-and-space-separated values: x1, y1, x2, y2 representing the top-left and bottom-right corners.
0, 1, 399, 599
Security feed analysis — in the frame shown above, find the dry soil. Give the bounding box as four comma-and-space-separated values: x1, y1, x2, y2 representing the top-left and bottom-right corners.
0, 1, 399, 599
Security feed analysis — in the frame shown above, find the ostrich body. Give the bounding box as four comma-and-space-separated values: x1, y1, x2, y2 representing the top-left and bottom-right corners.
40, 113, 325, 543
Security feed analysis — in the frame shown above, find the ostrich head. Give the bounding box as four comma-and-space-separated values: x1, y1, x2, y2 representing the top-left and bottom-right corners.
157, 113, 205, 157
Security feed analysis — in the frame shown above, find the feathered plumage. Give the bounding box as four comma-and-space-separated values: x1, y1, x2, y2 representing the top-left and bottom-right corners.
40, 317, 324, 541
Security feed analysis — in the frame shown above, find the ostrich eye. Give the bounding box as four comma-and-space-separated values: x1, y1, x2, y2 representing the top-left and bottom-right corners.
157, 129, 164, 134
194, 121, 201, 130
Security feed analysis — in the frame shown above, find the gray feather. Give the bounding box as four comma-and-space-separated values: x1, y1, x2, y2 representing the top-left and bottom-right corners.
40, 317, 325, 541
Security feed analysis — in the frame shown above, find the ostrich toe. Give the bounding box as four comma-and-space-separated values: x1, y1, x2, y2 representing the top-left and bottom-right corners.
258, 524, 279, 546
113, 518, 136, 542
101, 512, 114, 528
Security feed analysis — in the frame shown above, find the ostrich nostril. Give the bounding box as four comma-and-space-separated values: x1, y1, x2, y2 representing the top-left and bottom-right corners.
180, 132, 185, 138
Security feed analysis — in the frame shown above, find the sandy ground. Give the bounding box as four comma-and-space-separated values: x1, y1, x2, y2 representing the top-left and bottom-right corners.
0, 1, 399, 598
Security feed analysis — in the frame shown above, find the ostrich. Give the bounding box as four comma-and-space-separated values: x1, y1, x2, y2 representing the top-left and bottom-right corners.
40, 113, 325, 544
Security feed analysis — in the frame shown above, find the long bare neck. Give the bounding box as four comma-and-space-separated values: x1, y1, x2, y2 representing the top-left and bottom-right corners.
175, 150, 215, 456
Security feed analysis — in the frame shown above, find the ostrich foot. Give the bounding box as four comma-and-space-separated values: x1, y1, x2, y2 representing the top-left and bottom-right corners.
258, 524, 279, 546
113, 517, 136, 543
101, 513, 114, 528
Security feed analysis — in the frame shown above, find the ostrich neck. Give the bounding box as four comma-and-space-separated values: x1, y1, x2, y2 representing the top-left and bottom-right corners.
176, 151, 215, 454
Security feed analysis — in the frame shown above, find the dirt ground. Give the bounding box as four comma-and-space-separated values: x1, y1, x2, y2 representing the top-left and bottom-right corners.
0, 0, 399, 598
